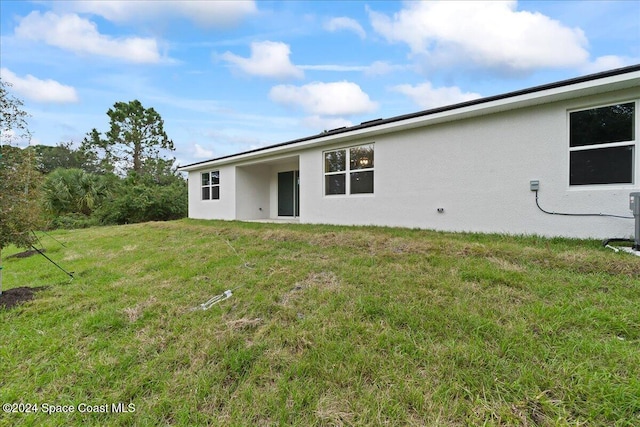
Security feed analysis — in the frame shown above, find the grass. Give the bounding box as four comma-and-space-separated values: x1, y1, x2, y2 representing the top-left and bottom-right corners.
1, 219, 639, 426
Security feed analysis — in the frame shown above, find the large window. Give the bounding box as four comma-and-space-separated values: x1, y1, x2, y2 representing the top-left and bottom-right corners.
201, 171, 220, 200
569, 102, 635, 185
324, 144, 374, 195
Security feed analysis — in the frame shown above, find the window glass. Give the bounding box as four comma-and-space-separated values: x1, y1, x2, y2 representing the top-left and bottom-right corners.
350, 171, 374, 194
325, 174, 346, 195
570, 146, 634, 185
570, 103, 634, 147
325, 150, 346, 172
202, 170, 220, 200
324, 144, 374, 195
569, 102, 636, 186
350, 145, 374, 170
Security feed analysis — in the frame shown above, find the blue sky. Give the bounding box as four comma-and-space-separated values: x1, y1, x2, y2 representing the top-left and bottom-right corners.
1, 0, 638, 167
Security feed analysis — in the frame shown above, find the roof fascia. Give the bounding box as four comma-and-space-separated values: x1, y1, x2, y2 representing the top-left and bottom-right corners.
179, 67, 640, 172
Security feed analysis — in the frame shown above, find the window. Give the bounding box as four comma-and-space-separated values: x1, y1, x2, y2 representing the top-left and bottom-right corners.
201, 171, 220, 200
569, 102, 635, 185
324, 144, 374, 195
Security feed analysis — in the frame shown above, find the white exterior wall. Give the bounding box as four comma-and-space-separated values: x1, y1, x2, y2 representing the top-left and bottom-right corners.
187, 165, 236, 220
188, 159, 301, 221
299, 89, 639, 238
236, 164, 270, 220
184, 82, 639, 239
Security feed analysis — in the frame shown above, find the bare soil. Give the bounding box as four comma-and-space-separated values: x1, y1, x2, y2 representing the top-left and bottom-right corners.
0, 286, 48, 310
1, 248, 49, 309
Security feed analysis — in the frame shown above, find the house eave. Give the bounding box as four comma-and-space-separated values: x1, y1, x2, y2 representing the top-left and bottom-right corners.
178, 65, 640, 172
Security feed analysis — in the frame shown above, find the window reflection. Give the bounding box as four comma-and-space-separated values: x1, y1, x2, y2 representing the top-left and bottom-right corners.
324, 144, 374, 195
570, 103, 634, 147
350, 145, 374, 170
325, 150, 346, 172
325, 175, 346, 195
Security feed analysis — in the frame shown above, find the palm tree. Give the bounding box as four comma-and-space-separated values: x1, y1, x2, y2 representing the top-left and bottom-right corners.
42, 168, 110, 217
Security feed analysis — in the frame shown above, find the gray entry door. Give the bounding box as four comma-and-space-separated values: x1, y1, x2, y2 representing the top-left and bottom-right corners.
278, 170, 299, 216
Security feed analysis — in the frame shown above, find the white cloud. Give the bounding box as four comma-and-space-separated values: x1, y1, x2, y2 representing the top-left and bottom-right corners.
392, 82, 482, 109
1, 68, 79, 104
0, 129, 17, 145
53, 0, 257, 28
302, 116, 353, 131
15, 11, 162, 64
221, 41, 304, 80
299, 64, 367, 72
269, 81, 378, 116
364, 61, 407, 76
368, 1, 589, 71
325, 17, 366, 39
299, 61, 406, 76
193, 143, 214, 159
0, 129, 37, 147
582, 55, 638, 74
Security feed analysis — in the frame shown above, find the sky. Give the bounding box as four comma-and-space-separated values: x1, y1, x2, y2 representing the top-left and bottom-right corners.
1, 0, 639, 167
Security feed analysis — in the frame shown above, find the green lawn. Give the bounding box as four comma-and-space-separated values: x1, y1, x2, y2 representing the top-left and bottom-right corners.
1, 220, 639, 426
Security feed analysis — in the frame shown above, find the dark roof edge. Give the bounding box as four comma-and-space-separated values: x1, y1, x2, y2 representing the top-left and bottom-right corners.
180, 64, 640, 169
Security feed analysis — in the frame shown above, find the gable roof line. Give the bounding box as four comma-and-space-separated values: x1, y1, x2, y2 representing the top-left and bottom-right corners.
179, 64, 640, 171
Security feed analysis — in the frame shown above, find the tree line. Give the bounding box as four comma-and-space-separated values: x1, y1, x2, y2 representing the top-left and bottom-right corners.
1, 80, 188, 241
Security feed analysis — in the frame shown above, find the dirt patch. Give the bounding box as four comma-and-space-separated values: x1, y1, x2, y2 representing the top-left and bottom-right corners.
0, 286, 48, 310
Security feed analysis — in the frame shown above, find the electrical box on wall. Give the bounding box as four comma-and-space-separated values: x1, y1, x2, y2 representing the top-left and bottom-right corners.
529, 180, 540, 191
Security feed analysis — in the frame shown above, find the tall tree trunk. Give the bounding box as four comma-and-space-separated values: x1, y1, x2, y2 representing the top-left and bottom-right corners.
133, 142, 142, 174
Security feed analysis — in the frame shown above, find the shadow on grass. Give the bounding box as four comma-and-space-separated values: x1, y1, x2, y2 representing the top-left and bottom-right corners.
6, 249, 45, 259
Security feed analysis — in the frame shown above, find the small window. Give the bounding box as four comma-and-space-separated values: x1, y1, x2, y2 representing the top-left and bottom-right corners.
201, 171, 220, 200
569, 103, 635, 186
324, 144, 374, 195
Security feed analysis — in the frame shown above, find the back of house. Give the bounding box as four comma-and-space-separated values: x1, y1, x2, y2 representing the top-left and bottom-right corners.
180, 65, 640, 239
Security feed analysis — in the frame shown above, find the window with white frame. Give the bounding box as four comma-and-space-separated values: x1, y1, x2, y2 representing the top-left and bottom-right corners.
569, 102, 635, 186
324, 144, 374, 195
201, 170, 220, 200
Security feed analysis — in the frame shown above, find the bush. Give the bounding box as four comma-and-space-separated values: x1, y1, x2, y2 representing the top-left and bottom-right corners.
41, 167, 187, 228
96, 176, 187, 225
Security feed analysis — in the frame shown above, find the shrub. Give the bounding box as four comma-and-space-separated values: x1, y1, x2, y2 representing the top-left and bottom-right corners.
96, 176, 187, 225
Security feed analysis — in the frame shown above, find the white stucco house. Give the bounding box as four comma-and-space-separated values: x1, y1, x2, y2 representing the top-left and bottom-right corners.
179, 65, 640, 239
